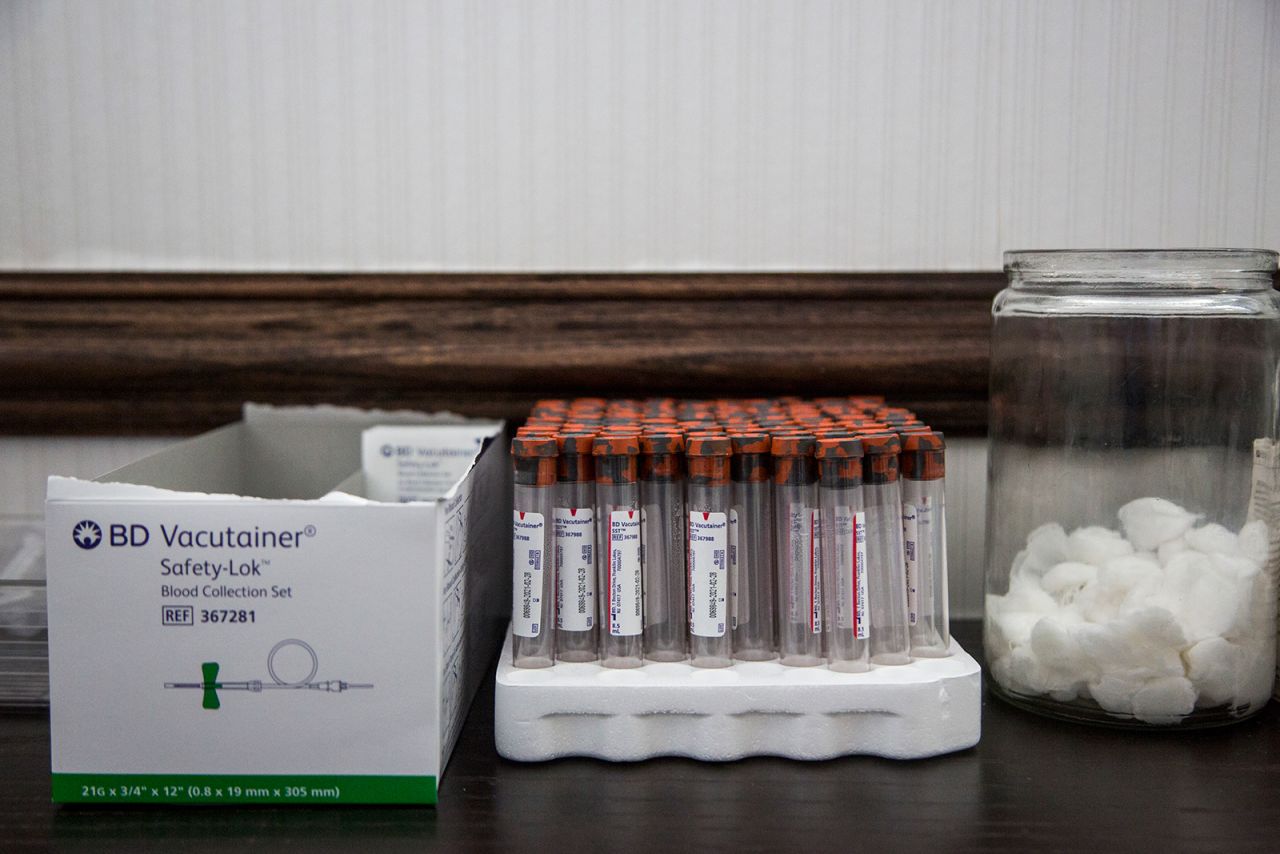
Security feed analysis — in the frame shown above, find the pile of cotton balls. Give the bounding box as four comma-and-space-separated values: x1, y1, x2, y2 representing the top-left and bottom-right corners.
986, 498, 1277, 724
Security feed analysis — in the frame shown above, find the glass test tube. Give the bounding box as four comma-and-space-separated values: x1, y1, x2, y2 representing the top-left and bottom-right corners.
817, 437, 871, 672
511, 436, 558, 668
553, 432, 598, 662
640, 433, 688, 661
686, 435, 732, 668
858, 432, 911, 665
594, 435, 644, 668
728, 432, 777, 660
901, 431, 950, 657
772, 434, 824, 666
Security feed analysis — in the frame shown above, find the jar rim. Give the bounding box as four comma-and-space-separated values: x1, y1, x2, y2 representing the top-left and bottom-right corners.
1004, 249, 1278, 283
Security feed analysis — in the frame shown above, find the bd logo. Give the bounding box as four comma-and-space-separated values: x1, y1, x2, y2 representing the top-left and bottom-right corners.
72, 521, 150, 550
72, 520, 102, 550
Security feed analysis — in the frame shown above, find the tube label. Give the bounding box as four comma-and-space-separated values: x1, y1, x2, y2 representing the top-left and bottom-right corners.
512, 511, 545, 638
640, 506, 652, 624
811, 510, 823, 633
554, 508, 595, 632
835, 507, 869, 639
689, 511, 728, 637
786, 503, 822, 633
728, 508, 740, 630
607, 510, 642, 636
902, 499, 930, 626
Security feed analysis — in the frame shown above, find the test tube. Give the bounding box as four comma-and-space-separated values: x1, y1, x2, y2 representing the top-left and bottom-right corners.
553, 432, 598, 662
511, 436, 558, 668
640, 432, 688, 661
728, 432, 777, 661
817, 436, 870, 672
858, 432, 911, 665
772, 433, 824, 666
686, 434, 732, 668
901, 431, 951, 657
594, 435, 644, 668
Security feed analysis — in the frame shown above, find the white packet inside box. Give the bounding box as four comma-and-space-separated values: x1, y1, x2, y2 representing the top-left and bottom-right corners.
45, 404, 508, 805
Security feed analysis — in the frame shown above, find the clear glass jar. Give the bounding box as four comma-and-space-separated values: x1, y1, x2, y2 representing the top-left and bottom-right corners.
984, 249, 1280, 728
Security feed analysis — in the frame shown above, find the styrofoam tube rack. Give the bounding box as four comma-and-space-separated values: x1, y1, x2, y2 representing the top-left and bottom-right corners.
494, 632, 982, 762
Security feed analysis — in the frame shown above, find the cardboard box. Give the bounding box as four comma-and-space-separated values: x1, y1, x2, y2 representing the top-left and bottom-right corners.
44, 404, 509, 805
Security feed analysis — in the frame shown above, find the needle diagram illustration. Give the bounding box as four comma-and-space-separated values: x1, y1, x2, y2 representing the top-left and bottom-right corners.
164, 639, 373, 709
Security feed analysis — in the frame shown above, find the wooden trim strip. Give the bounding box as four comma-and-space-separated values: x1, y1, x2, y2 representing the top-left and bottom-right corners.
0, 272, 1004, 301
0, 273, 999, 436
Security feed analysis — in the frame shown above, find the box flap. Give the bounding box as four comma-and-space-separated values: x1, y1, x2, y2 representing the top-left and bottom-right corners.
69, 404, 503, 503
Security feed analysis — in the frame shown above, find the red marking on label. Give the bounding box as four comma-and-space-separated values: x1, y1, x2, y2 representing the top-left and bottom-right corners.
627, 510, 635, 519
519, 511, 525, 520
702, 511, 710, 521
570, 508, 578, 516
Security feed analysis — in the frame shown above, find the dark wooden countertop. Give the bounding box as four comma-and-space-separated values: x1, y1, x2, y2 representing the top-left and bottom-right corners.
3, 620, 1278, 853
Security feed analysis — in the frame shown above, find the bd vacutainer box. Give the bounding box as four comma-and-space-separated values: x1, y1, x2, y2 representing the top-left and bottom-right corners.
45, 404, 508, 805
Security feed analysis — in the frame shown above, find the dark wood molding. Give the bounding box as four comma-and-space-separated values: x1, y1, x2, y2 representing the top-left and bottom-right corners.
0, 272, 1000, 435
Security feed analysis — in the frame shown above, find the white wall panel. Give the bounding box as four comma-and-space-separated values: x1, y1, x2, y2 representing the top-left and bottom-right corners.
1, 0, 1276, 272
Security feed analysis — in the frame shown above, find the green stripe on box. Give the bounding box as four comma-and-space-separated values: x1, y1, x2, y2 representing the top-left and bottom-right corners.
52, 773, 436, 805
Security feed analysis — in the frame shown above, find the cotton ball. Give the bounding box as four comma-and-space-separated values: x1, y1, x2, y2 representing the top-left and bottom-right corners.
1184, 637, 1242, 707
1073, 623, 1133, 675
1208, 553, 1260, 582
1118, 578, 1172, 621
1088, 673, 1139, 715
1127, 554, 1209, 622
1131, 676, 1197, 725
1072, 581, 1123, 624
1157, 537, 1188, 566
1221, 566, 1272, 645
1075, 610, 1184, 681
1001, 648, 1045, 695
1078, 554, 1159, 623
1049, 604, 1087, 627
1009, 549, 1031, 581
1237, 585, 1275, 640
1234, 635, 1279, 711
1023, 523, 1069, 577
1120, 553, 1194, 628
1066, 526, 1135, 565
1097, 554, 1162, 609
1185, 523, 1241, 557
1000, 574, 1058, 616
1170, 558, 1255, 643
985, 608, 1012, 654
1039, 669, 1089, 699
1002, 645, 1084, 698
1039, 562, 1098, 604
1124, 606, 1189, 655
1158, 552, 1216, 625
989, 652, 1016, 693
1238, 519, 1270, 567
985, 593, 1007, 619
1183, 574, 1242, 642
988, 609, 1042, 654
1162, 550, 1211, 588
1030, 618, 1091, 677
1117, 498, 1199, 551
